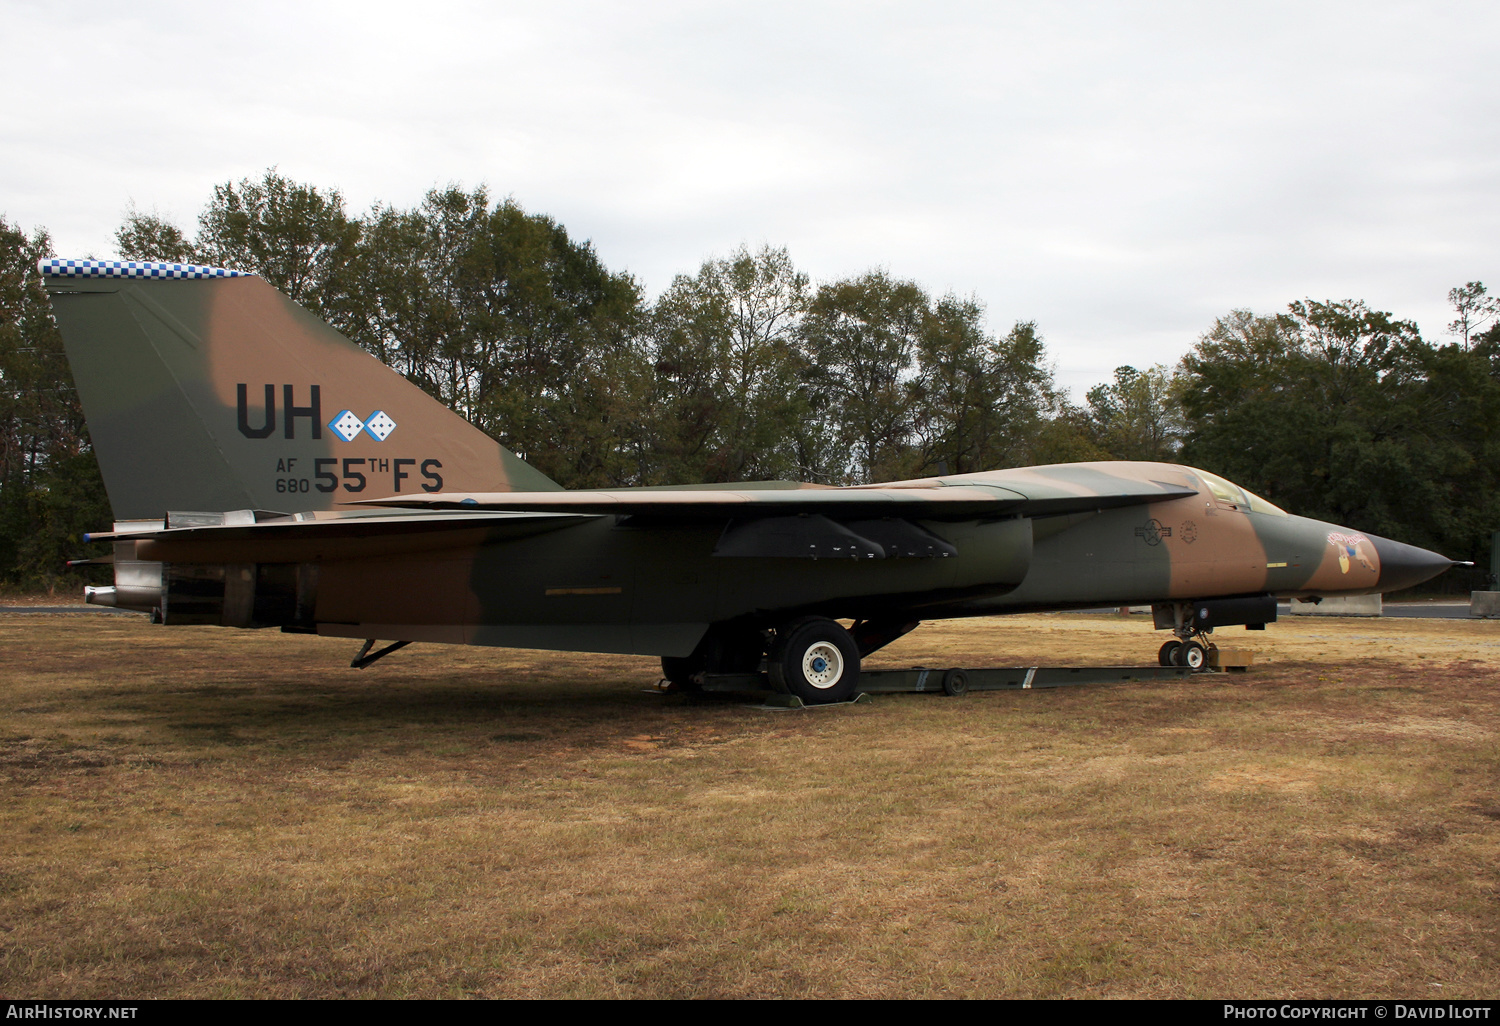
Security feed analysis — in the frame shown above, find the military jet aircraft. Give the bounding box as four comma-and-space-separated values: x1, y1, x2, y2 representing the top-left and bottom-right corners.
43, 258, 1458, 703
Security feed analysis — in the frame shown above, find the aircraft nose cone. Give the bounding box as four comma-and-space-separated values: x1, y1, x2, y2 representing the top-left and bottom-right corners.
1371, 534, 1456, 593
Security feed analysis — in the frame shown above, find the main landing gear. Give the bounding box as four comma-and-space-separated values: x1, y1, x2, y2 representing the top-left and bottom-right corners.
660, 623, 766, 692
661, 616, 878, 705
768, 617, 862, 704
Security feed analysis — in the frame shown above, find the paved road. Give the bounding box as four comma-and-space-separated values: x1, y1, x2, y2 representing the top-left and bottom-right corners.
1374, 602, 1482, 619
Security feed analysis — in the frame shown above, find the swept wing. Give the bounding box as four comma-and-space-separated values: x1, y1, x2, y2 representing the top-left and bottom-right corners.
352, 468, 1199, 520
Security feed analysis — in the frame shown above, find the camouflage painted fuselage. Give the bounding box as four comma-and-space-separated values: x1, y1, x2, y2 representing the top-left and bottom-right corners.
117, 461, 1423, 657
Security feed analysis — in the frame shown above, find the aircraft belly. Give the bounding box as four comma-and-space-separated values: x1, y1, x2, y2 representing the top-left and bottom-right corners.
469, 518, 698, 625
316, 556, 477, 626
463, 623, 708, 656
315, 529, 709, 655
484, 518, 1028, 624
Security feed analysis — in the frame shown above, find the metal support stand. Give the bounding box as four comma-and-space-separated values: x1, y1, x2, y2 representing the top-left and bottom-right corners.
694, 662, 1199, 699
350, 639, 412, 669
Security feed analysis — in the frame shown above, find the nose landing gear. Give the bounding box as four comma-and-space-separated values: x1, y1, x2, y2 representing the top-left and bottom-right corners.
1155, 601, 1217, 670
1159, 637, 1211, 669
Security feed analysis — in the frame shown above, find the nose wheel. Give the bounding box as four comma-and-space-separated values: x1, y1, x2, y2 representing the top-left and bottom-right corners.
1158, 638, 1211, 670
1179, 640, 1208, 669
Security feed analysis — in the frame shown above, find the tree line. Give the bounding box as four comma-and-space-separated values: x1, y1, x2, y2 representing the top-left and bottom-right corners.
2, 170, 1496, 590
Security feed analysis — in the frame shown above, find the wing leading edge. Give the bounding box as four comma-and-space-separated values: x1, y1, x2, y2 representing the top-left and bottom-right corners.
351, 476, 1199, 520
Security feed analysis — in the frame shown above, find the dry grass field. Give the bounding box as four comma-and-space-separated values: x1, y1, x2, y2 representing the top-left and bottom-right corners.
1, 609, 1497, 999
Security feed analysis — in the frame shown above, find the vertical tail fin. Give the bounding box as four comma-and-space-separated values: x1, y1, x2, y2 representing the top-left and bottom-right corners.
42, 259, 559, 520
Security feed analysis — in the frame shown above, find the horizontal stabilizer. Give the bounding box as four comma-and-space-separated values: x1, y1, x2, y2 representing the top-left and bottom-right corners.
87, 509, 585, 543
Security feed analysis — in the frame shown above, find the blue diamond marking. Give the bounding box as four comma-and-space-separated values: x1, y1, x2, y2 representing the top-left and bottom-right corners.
363, 410, 396, 442
329, 410, 365, 442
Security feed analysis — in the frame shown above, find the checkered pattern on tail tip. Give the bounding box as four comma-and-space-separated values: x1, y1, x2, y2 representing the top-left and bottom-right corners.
37, 258, 253, 279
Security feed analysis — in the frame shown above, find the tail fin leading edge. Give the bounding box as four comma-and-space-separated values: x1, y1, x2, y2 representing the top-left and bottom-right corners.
42, 259, 559, 520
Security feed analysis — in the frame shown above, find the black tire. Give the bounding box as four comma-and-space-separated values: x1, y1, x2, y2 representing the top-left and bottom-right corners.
660, 655, 700, 692
1177, 641, 1207, 670
704, 627, 765, 675
1159, 640, 1183, 666
769, 617, 861, 704
941, 668, 969, 697
661, 624, 765, 692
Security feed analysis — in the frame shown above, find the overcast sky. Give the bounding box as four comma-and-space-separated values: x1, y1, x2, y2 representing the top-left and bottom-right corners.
4, 1, 1497, 396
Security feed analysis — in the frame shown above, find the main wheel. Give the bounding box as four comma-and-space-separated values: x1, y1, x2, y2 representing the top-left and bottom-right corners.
1159, 640, 1183, 666
769, 618, 861, 704
703, 627, 765, 675
660, 655, 701, 692
661, 625, 765, 692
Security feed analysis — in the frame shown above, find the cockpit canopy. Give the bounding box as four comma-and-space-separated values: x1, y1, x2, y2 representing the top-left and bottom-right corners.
1190, 468, 1288, 516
